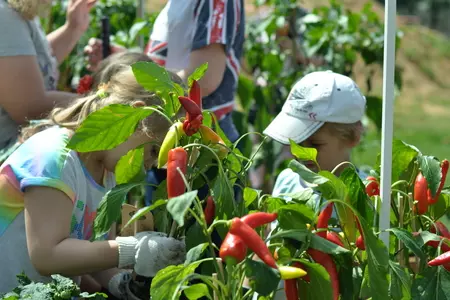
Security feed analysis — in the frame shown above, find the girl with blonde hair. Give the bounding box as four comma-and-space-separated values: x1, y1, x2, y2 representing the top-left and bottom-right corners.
0, 67, 186, 298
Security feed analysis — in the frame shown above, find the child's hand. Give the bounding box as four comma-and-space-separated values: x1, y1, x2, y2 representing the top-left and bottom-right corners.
108, 271, 142, 300
116, 231, 186, 277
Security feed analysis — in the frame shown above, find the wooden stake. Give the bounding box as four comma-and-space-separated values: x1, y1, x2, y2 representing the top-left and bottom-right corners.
212, 273, 219, 300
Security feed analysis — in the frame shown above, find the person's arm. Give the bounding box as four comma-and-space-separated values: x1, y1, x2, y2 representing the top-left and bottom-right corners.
24, 185, 120, 276
0, 56, 76, 124
177, 43, 227, 97
47, 24, 85, 64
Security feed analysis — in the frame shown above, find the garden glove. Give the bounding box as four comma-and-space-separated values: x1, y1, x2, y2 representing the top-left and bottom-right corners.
116, 231, 186, 277
108, 271, 141, 300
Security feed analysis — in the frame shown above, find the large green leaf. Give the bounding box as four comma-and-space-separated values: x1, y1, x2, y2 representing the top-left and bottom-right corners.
115, 146, 144, 184
243, 187, 260, 208
185, 243, 208, 265
93, 183, 143, 240
278, 203, 316, 230
289, 140, 318, 166
388, 228, 426, 270
244, 259, 280, 296
212, 169, 235, 220
150, 262, 202, 300
411, 266, 450, 299
183, 283, 211, 300
167, 191, 198, 226
288, 160, 329, 187
376, 139, 419, 182
389, 260, 412, 300
418, 155, 442, 198
67, 105, 153, 152
297, 259, 333, 300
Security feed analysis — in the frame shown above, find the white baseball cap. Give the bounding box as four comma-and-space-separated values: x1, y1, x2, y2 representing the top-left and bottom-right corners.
263, 70, 366, 145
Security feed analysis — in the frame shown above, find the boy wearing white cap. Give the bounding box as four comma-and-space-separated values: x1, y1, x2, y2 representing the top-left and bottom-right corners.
265, 70, 368, 211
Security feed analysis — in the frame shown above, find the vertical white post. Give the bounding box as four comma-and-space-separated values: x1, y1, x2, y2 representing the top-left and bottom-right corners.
379, 0, 397, 247
137, 0, 145, 49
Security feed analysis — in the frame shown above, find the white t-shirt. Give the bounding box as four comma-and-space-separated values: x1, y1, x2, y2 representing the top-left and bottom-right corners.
0, 126, 116, 294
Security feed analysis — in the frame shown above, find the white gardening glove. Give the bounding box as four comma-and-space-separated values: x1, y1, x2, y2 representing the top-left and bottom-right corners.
108, 271, 141, 300
116, 231, 186, 277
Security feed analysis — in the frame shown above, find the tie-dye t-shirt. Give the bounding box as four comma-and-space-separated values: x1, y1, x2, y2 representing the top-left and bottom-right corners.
0, 126, 116, 293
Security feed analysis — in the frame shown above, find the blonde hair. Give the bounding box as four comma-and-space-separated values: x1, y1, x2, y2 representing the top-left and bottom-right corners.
322, 121, 363, 144
7, 0, 42, 20
21, 67, 180, 143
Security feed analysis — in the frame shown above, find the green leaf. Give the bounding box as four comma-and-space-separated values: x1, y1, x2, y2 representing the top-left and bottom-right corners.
411, 266, 450, 299
265, 197, 285, 213
268, 229, 310, 243
132, 62, 183, 104
377, 140, 419, 182
93, 183, 143, 240
309, 234, 351, 255
67, 105, 153, 152
431, 193, 450, 220
183, 283, 210, 300
243, 187, 260, 208
187, 63, 208, 88
297, 259, 333, 300
289, 140, 318, 166
237, 75, 254, 111
167, 191, 198, 226
212, 169, 235, 220
288, 160, 329, 187
150, 263, 201, 300
244, 259, 280, 296
185, 243, 208, 265
418, 155, 442, 198
120, 200, 167, 232
278, 188, 314, 202
278, 203, 316, 230
387, 228, 426, 270
389, 260, 412, 300
115, 146, 144, 184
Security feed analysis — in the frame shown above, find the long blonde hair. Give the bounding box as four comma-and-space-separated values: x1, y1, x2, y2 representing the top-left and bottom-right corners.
21, 67, 178, 143
7, 0, 42, 20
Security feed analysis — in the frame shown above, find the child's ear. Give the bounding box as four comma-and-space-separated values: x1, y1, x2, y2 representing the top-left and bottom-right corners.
132, 101, 146, 108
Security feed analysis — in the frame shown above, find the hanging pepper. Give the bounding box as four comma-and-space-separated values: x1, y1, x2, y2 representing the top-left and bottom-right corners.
326, 231, 345, 248
428, 251, 450, 267
307, 249, 340, 300
158, 122, 185, 168
365, 176, 380, 197
166, 147, 187, 199
228, 217, 277, 269
413, 172, 429, 215
279, 266, 307, 280
198, 125, 229, 160
355, 218, 365, 250
428, 159, 449, 204
178, 96, 203, 136
189, 80, 202, 109
204, 196, 215, 225
316, 202, 334, 238
220, 212, 278, 265
430, 221, 450, 239
284, 278, 298, 300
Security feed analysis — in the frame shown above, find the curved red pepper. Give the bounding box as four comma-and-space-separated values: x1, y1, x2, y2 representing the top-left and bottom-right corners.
284, 278, 298, 300
166, 147, 187, 199
178, 96, 203, 136
219, 213, 278, 265
366, 176, 380, 197
189, 80, 202, 109
431, 221, 450, 239
229, 217, 277, 269
204, 196, 215, 225
428, 251, 450, 267
428, 159, 449, 204
355, 218, 365, 250
413, 173, 429, 215
326, 231, 345, 248
316, 202, 333, 238
308, 249, 340, 300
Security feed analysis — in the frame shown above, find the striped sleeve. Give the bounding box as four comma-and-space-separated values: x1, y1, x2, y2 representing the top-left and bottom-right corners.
192, 0, 240, 54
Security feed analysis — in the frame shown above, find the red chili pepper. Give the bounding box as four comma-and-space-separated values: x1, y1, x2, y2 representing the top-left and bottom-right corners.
428, 159, 449, 205
428, 251, 450, 267
219, 212, 278, 265
316, 202, 333, 238
204, 196, 215, 225
413, 173, 429, 215
426, 239, 450, 252
284, 278, 298, 300
178, 96, 203, 136
355, 218, 365, 250
430, 221, 450, 239
229, 217, 277, 269
166, 147, 187, 199
365, 176, 380, 197
189, 80, 202, 109
326, 231, 345, 248
307, 249, 339, 300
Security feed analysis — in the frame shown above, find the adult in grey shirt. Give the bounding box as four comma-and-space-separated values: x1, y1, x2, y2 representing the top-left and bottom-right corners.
0, 0, 95, 161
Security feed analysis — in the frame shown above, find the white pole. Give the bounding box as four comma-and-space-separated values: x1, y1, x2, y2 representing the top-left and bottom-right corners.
138, 0, 145, 49
379, 0, 397, 247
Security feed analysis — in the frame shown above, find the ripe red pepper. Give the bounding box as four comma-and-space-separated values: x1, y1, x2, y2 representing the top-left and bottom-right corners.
430, 221, 450, 239
219, 212, 278, 265
316, 202, 333, 238
166, 147, 187, 199
189, 80, 202, 109
365, 176, 380, 197
413, 173, 429, 215
178, 96, 203, 136
229, 217, 277, 269
355, 218, 365, 250
204, 196, 215, 225
307, 249, 339, 300
326, 231, 345, 248
426, 239, 450, 252
284, 278, 298, 300
428, 159, 449, 204
428, 251, 450, 267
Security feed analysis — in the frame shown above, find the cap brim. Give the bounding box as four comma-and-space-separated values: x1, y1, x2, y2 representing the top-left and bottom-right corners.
263, 112, 324, 145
